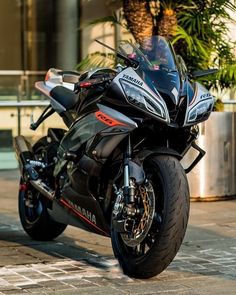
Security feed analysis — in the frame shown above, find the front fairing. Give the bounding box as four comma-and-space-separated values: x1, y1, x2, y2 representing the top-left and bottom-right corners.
119, 36, 183, 106
138, 69, 181, 106
115, 36, 214, 127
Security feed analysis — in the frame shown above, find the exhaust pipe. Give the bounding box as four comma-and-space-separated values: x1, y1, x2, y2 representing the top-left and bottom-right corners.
14, 135, 54, 201
30, 179, 54, 201
14, 135, 39, 180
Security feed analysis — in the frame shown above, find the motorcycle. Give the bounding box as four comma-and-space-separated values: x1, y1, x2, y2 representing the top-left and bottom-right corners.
14, 36, 216, 279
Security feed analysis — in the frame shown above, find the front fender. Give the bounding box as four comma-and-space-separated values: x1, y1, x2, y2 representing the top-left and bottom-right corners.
137, 143, 205, 174
137, 147, 182, 163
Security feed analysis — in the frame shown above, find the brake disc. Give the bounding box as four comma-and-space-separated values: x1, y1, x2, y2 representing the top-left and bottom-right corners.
121, 181, 155, 247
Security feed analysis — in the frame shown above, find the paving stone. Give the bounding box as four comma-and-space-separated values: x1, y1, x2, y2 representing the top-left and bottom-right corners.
1, 170, 236, 294
0, 289, 27, 295
59, 278, 93, 287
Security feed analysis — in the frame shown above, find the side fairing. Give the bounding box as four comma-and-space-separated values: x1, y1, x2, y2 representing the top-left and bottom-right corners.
52, 105, 137, 235
58, 104, 137, 160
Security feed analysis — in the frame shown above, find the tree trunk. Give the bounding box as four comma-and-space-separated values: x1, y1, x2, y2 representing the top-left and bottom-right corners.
157, 8, 177, 40
123, 0, 153, 43
123, 1, 177, 42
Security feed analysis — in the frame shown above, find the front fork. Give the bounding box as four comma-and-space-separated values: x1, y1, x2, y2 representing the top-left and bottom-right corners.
123, 135, 135, 204
113, 135, 135, 218
112, 135, 145, 233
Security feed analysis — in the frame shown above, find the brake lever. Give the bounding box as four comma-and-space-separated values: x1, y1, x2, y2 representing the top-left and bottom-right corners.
75, 75, 113, 91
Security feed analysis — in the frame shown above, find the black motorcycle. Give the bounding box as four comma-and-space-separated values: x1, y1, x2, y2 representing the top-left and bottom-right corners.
14, 36, 216, 279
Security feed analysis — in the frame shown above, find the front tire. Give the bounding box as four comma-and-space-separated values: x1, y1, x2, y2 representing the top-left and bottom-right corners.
111, 155, 190, 279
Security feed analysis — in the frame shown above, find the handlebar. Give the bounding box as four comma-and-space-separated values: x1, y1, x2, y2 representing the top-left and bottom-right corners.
75, 73, 115, 91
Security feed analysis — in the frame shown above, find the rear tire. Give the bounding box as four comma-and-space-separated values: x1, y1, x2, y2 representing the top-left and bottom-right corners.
18, 137, 67, 241
19, 182, 67, 241
111, 155, 190, 278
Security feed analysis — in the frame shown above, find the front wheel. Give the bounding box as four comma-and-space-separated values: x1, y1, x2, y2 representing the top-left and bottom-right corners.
111, 155, 190, 279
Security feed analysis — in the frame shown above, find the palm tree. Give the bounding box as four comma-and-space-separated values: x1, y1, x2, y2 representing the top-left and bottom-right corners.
172, 0, 236, 89
123, 0, 236, 90
157, 2, 177, 40
78, 0, 179, 69
123, 0, 153, 44
122, 0, 177, 42
79, 0, 236, 91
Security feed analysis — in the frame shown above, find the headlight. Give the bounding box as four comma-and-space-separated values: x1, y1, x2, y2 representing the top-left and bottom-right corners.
120, 79, 169, 122
187, 99, 214, 124
185, 82, 214, 125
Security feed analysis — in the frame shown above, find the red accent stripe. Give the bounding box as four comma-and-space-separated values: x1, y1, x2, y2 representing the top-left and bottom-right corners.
60, 198, 109, 236
79, 81, 92, 88
95, 111, 126, 127
19, 184, 28, 191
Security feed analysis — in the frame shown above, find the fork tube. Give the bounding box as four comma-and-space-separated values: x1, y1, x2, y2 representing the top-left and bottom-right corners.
124, 135, 131, 188
124, 135, 134, 203
124, 165, 129, 188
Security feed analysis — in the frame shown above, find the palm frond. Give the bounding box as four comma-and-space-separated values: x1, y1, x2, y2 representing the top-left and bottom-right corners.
201, 64, 236, 91
217, 64, 236, 82
76, 52, 116, 71
172, 26, 210, 58
172, 26, 194, 51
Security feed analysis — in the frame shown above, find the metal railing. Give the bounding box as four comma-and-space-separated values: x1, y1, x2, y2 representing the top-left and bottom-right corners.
0, 70, 46, 99
0, 100, 49, 107
222, 100, 236, 113
1, 70, 236, 135
0, 70, 24, 75
0, 70, 47, 134
0, 70, 46, 76
222, 100, 236, 104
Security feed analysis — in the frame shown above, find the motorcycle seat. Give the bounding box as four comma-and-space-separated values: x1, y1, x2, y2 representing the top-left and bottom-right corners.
50, 86, 79, 111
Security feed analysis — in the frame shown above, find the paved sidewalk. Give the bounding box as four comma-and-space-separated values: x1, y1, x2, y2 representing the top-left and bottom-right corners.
0, 169, 236, 294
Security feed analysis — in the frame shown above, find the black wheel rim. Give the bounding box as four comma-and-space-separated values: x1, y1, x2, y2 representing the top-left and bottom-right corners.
23, 189, 43, 224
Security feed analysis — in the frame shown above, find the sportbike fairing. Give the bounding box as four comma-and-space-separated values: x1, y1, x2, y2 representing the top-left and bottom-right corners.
113, 36, 214, 127
50, 104, 138, 236
57, 104, 137, 161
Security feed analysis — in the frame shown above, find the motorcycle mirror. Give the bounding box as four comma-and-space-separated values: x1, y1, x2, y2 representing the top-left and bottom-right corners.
190, 68, 218, 78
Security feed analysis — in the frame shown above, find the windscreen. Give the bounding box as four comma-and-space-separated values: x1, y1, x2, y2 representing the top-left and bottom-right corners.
118, 36, 181, 105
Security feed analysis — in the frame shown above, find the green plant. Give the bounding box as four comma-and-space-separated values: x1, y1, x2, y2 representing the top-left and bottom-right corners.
78, 0, 236, 92
172, 0, 236, 90
77, 52, 116, 71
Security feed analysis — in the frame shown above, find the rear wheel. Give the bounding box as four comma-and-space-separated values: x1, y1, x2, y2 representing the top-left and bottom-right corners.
111, 155, 190, 279
18, 137, 67, 241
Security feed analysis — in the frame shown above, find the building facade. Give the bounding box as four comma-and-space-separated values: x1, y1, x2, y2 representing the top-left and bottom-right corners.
0, 0, 235, 168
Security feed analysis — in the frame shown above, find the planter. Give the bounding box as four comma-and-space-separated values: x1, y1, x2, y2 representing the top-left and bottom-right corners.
182, 112, 236, 201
